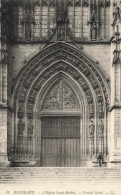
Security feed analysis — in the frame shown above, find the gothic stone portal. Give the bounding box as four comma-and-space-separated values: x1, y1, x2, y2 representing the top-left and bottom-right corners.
9, 42, 110, 167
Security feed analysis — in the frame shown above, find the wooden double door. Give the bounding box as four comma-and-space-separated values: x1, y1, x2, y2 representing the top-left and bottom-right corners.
41, 116, 81, 167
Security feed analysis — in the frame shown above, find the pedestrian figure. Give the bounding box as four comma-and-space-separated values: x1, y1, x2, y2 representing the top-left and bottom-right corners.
97, 152, 103, 167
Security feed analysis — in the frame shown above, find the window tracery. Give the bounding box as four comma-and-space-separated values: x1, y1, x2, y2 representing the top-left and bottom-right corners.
7, 0, 110, 42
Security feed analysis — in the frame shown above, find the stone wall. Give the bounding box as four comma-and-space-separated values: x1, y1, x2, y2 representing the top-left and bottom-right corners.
79, 43, 111, 79
9, 43, 45, 80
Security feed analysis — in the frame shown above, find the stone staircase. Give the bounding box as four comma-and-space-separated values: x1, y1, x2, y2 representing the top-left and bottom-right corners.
0, 167, 121, 184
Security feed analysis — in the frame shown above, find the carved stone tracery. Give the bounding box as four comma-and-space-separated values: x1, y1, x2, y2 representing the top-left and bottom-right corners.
42, 80, 80, 110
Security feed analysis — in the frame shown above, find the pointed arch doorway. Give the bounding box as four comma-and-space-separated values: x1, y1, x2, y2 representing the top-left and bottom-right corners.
10, 42, 110, 167
37, 77, 84, 167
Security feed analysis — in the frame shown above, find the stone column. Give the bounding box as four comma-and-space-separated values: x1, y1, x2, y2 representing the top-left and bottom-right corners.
109, 0, 121, 167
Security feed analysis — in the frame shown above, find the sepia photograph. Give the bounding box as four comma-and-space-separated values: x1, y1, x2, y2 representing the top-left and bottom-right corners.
0, 0, 121, 194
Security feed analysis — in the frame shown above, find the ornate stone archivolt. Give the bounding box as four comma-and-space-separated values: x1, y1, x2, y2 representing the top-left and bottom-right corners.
12, 42, 110, 108
11, 42, 110, 159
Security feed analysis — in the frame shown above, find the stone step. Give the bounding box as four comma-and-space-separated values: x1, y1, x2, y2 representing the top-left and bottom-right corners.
0, 168, 121, 184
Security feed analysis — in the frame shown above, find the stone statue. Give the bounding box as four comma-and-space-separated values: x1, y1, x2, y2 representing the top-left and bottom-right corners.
90, 4, 97, 40
91, 22, 97, 40
89, 118, 95, 137
98, 118, 104, 136
22, 4, 35, 41
89, 104, 94, 113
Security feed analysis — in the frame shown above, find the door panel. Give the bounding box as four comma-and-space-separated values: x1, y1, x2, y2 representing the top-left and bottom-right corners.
62, 139, 80, 167
41, 139, 61, 167
41, 117, 61, 137
61, 117, 80, 138
41, 116, 80, 167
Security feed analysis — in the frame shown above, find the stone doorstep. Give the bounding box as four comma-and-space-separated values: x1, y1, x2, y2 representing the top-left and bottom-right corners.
10, 161, 36, 167
92, 161, 107, 167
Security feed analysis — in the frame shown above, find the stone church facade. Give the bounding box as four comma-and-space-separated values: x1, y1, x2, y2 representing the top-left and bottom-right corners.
0, 0, 121, 167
